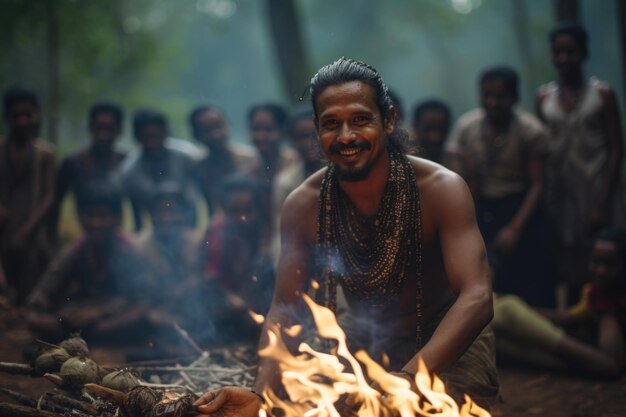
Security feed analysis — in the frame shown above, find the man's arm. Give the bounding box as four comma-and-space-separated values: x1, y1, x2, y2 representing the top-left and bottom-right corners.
592, 86, 623, 228
404, 172, 492, 374
49, 157, 73, 238
253, 185, 315, 395
13, 152, 56, 247
493, 154, 544, 253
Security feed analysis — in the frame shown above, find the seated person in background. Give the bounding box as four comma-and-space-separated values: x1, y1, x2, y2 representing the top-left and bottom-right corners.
120, 109, 198, 231
492, 228, 625, 378
25, 185, 160, 343
272, 106, 325, 262
410, 99, 451, 162
190, 175, 274, 345
444, 66, 552, 307
134, 187, 203, 305
190, 103, 258, 216
52, 101, 126, 241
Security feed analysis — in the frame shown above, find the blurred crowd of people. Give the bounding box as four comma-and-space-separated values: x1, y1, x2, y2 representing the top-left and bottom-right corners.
0, 23, 625, 374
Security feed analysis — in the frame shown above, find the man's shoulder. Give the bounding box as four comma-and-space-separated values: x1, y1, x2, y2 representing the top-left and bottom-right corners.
513, 108, 548, 135
281, 168, 325, 218
455, 108, 484, 129
408, 155, 470, 204
33, 138, 56, 159
286, 168, 325, 204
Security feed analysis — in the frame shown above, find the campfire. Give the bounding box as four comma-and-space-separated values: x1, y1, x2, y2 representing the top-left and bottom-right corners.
256, 295, 490, 417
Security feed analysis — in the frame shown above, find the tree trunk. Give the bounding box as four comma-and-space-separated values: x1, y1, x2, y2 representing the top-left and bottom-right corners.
618, 0, 626, 106
45, 0, 60, 145
511, 0, 536, 101
265, 0, 311, 103
554, 0, 579, 22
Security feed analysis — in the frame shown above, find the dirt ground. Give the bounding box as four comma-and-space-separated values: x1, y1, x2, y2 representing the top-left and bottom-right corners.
1, 314, 624, 417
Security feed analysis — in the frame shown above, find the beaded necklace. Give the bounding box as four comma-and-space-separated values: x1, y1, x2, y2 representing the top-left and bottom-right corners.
316, 148, 423, 346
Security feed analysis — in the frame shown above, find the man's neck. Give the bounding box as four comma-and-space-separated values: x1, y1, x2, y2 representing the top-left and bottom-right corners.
558, 69, 584, 89
89, 144, 114, 160
339, 150, 390, 217
7, 134, 33, 149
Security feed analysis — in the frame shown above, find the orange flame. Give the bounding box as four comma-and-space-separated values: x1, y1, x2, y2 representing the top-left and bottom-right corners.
258, 294, 491, 417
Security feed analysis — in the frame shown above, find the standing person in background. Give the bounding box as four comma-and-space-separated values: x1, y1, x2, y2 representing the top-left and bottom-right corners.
410, 99, 451, 162
52, 101, 126, 239
120, 109, 198, 231
445, 67, 552, 306
248, 103, 299, 187
190, 103, 258, 216
536, 23, 624, 306
0, 87, 56, 305
271, 106, 324, 262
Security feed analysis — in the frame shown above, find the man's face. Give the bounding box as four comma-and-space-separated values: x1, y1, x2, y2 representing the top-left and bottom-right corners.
90, 112, 121, 151
589, 240, 623, 290
250, 110, 282, 156
225, 190, 259, 233
480, 78, 516, 125
414, 110, 449, 149
136, 124, 166, 152
315, 81, 394, 182
193, 109, 230, 150
5, 100, 41, 143
290, 117, 322, 165
552, 34, 585, 76
79, 206, 121, 242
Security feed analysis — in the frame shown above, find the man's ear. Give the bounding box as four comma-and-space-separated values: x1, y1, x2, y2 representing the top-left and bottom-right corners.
384, 107, 397, 134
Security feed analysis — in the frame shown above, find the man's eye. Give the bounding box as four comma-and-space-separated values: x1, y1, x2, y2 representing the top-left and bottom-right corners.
322, 120, 338, 129
353, 116, 371, 125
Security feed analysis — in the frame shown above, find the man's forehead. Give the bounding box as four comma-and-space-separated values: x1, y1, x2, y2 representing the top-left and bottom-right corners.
316, 81, 379, 116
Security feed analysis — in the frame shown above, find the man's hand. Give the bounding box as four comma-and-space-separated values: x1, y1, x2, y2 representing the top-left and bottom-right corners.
493, 226, 520, 254
193, 387, 263, 417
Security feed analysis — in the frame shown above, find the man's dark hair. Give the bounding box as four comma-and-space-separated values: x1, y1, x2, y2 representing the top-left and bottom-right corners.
309, 57, 408, 153
218, 174, 265, 211
412, 99, 451, 127
310, 58, 393, 120
76, 181, 123, 216
132, 108, 168, 138
387, 88, 404, 122
550, 22, 589, 56
89, 101, 124, 127
188, 102, 226, 132
3, 86, 39, 116
247, 103, 288, 129
479, 66, 519, 99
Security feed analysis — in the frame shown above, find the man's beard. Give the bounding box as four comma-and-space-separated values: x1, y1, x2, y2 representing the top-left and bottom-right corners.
329, 140, 374, 182
334, 160, 374, 182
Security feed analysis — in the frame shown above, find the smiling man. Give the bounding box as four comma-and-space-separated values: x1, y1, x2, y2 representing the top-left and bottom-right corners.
193, 58, 499, 416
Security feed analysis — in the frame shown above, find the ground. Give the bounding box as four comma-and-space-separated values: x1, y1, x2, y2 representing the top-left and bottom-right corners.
1, 313, 625, 417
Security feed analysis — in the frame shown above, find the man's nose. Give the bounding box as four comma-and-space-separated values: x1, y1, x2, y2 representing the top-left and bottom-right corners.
337, 122, 354, 142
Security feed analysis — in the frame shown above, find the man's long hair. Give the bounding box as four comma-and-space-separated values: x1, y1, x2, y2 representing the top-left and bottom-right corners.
309, 57, 409, 154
